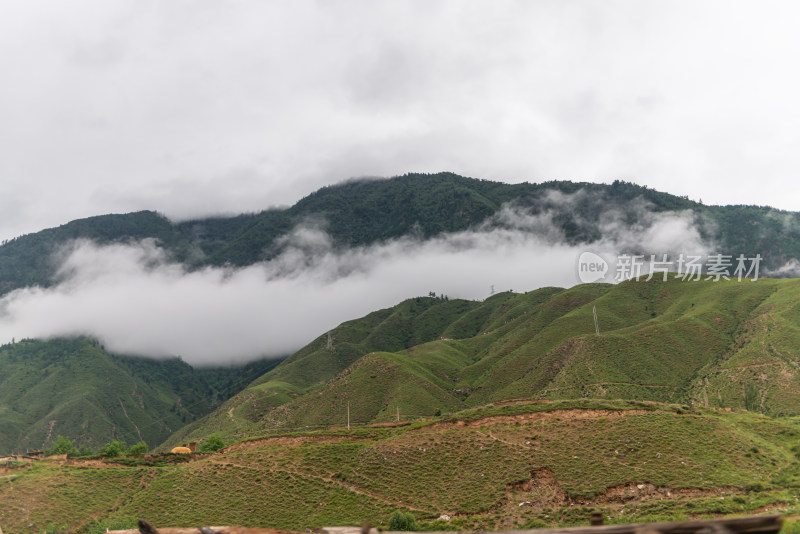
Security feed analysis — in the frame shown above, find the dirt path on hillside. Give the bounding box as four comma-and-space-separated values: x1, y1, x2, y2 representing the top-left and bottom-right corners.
435, 408, 649, 429
206, 457, 428, 512
542, 383, 681, 392
481, 429, 528, 447
729, 361, 781, 369
224, 434, 372, 453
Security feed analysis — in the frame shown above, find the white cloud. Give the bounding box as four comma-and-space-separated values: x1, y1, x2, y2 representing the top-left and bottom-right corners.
0, 201, 713, 365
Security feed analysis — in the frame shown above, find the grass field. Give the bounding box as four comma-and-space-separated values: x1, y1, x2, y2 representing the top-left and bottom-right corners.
3, 400, 800, 534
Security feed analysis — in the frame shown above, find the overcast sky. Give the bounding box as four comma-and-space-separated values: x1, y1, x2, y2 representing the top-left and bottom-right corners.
1, 1, 799, 364
2, 1, 800, 242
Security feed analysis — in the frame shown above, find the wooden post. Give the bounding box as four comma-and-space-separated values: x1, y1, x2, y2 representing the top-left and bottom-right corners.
137, 519, 160, 534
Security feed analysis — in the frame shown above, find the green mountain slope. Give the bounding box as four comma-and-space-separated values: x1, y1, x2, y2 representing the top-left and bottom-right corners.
0, 338, 279, 454
3, 173, 800, 296
3, 401, 800, 534
164, 295, 504, 443
168, 277, 800, 446
690, 281, 800, 416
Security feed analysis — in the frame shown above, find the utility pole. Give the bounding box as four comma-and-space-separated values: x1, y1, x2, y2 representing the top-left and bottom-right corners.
593, 305, 600, 336
396, 405, 400, 423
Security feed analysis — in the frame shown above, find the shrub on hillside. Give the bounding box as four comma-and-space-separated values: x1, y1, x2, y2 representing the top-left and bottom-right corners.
128, 441, 148, 455
389, 511, 417, 531
98, 440, 127, 457
47, 435, 79, 457
198, 434, 225, 453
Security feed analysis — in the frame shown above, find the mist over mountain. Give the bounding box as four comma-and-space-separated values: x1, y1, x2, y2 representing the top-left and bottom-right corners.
0, 173, 798, 365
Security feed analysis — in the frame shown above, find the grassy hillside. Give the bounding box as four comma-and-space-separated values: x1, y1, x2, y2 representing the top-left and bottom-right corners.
690, 281, 800, 416
2, 172, 800, 296
0, 338, 279, 454
167, 277, 800, 447
2, 401, 800, 534
163, 295, 508, 446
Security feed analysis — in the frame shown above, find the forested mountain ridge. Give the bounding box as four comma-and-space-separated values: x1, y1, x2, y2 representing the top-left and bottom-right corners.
2, 172, 799, 296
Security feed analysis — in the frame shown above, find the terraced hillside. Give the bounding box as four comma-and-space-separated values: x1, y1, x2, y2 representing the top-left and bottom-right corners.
165, 277, 800, 448
2, 401, 799, 534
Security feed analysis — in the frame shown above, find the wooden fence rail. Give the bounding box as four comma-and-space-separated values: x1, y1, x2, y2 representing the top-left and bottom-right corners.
101, 515, 784, 534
